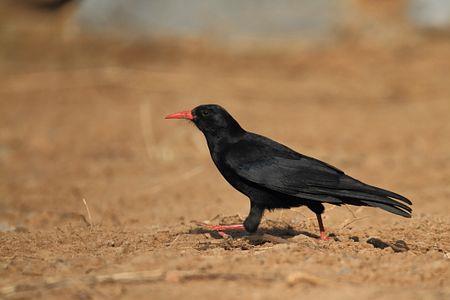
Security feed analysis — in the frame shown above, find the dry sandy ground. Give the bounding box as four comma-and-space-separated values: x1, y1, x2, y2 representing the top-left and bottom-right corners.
1, 7, 450, 300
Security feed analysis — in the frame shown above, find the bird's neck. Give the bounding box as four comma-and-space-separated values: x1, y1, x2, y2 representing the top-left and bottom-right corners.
203, 126, 245, 154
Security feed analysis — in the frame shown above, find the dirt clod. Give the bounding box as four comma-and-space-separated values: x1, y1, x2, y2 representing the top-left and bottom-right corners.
367, 238, 391, 250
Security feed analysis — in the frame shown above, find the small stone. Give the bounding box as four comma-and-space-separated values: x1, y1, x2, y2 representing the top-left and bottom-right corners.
390, 240, 409, 253
366, 238, 389, 249
349, 236, 359, 242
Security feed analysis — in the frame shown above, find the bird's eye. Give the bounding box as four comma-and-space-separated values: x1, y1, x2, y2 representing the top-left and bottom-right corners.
202, 110, 209, 116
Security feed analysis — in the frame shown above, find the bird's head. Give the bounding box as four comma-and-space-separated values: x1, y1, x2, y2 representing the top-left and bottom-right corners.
165, 104, 243, 138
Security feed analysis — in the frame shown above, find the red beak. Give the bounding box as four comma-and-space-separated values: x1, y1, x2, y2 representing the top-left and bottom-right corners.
165, 110, 194, 120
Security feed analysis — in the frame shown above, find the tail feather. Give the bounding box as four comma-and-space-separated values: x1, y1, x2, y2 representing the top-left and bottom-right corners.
360, 200, 411, 218
308, 187, 412, 213
299, 181, 412, 218
339, 176, 412, 205
289, 174, 413, 218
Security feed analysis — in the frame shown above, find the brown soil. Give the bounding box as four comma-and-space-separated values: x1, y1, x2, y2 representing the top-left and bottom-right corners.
1, 4, 450, 300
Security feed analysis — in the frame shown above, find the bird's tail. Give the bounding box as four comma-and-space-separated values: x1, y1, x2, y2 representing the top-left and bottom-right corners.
318, 188, 412, 217
320, 176, 413, 217
298, 174, 411, 217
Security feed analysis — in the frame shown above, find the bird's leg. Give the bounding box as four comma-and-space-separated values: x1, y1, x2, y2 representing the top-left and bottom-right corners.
197, 223, 245, 231
193, 203, 264, 238
243, 203, 265, 233
316, 213, 329, 241
193, 221, 245, 238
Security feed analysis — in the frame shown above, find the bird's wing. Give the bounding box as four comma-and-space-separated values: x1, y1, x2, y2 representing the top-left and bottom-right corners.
224, 134, 411, 217
224, 137, 343, 196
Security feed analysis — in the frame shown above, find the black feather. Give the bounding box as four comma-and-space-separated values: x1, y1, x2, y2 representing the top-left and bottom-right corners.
360, 201, 411, 218
173, 104, 412, 233
304, 187, 412, 212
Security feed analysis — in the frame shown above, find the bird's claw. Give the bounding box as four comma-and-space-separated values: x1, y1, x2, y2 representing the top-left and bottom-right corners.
193, 221, 244, 239
319, 231, 329, 241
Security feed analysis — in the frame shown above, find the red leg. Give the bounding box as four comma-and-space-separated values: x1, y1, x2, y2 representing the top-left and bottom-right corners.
316, 214, 329, 241
199, 224, 245, 231
194, 221, 245, 238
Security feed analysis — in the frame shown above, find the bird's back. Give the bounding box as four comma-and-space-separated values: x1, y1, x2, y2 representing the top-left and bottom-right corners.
221, 132, 412, 217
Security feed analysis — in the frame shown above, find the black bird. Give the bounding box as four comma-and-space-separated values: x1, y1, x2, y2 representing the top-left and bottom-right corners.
165, 104, 412, 240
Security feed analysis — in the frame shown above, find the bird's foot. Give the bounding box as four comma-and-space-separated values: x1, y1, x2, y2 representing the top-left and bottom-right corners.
319, 231, 329, 241
217, 231, 231, 238
193, 221, 245, 238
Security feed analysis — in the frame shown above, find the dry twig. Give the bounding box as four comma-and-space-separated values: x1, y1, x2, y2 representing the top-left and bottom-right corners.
82, 198, 93, 227
339, 216, 370, 229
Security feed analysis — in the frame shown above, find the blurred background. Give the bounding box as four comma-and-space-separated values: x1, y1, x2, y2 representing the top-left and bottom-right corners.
1, 1, 449, 299
0, 0, 449, 229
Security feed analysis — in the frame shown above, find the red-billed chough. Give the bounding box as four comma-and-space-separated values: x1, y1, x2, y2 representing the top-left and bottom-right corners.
165, 104, 412, 240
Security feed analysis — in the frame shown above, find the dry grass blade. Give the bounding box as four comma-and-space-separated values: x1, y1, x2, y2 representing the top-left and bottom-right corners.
82, 198, 93, 227
286, 271, 327, 286
147, 166, 204, 195
339, 206, 367, 229
91, 270, 164, 284
139, 99, 157, 162
343, 204, 357, 218
339, 216, 370, 229
164, 270, 277, 283
169, 234, 182, 247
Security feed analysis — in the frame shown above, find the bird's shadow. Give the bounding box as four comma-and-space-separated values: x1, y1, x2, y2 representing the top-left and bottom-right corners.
188, 224, 408, 251
188, 226, 323, 241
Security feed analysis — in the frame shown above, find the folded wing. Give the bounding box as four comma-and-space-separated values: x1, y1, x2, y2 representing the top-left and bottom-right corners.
225, 135, 412, 217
